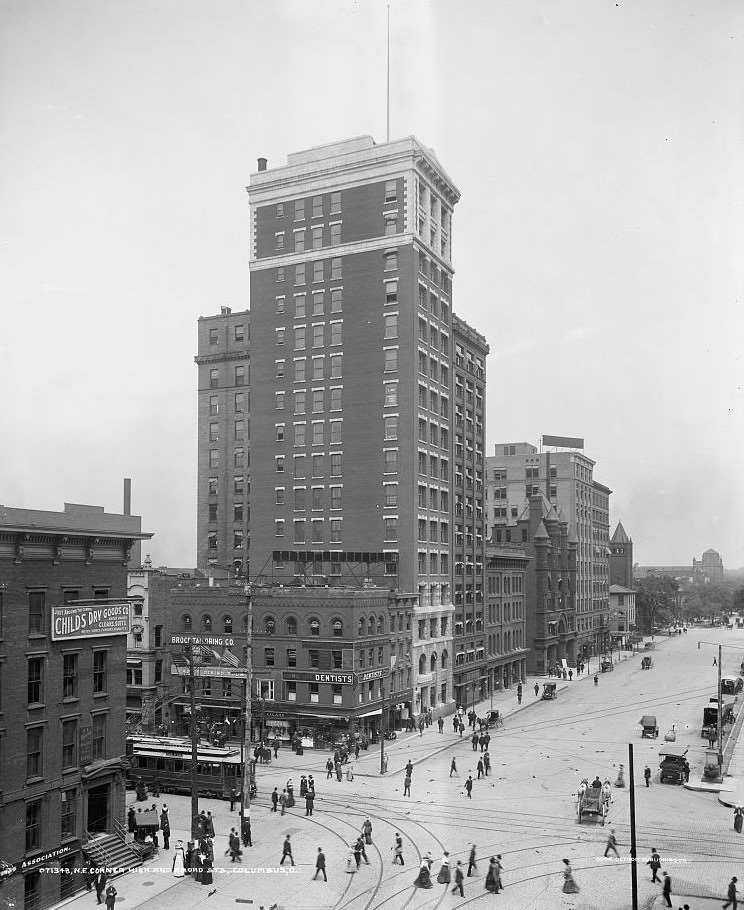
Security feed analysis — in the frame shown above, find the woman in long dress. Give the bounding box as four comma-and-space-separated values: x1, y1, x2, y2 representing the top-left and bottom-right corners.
171, 840, 185, 878
414, 858, 433, 888
436, 852, 451, 884
562, 858, 580, 893
485, 856, 498, 893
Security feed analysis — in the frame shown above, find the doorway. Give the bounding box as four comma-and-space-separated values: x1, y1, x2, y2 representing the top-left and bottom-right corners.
87, 783, 109, 833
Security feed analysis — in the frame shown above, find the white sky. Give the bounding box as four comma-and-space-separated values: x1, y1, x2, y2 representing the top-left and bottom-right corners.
1, 0, 742, 568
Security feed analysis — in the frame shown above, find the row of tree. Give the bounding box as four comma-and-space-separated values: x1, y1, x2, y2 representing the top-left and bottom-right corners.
635, 575, 744, 633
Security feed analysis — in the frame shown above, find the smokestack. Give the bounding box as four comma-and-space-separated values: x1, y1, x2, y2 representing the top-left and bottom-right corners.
123, 478, 132, 516
257, 157, 267, 172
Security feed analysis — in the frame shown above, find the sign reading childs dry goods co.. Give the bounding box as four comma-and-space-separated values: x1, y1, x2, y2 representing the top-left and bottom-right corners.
51, 602, 131, 640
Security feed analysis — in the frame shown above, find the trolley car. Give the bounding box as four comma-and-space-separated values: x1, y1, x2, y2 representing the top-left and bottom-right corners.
126, 735, 256, 799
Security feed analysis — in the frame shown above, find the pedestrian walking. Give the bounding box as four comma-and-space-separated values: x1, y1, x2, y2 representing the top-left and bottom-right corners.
644, 765, 651, 787
517, 683, 523, 705
662, 871, 672, 907
414, 856, 433, 888
493, 855, 503, 892
450, 756, 457, 777
436, 851, 451, 884
127, 806, 136, 834
459, 720, 465, 737
478, 733, 485, 752
471, 732, 479, 752
229, 787, 238, 811
326, 757, 334, 779
604, 828, 620, 858
160, 805, 170, 850
241, 817, 252, 848
467, 843, 477, 876
465, 775, 473, 798
279, 789, 288, 816
403, 773, 412, 797
453, 715, 459, 733
647, 848, 660, 883
534, 682, 540, 697
477, 758, 484, 779
362, 818, 373, 845
568, 669, 573, 681
723, 875, 739, 910
104, 885, 117, 909
305, 790, 315, 816
286, 778, 295, 807
271, 787, 279, 811
357, 834, 370, 865
352, 838, 363, 869
205, 811, 215, 838
562, 858, 580, 893
227, 828, 242, 863
418, 717, 424, 736
313, 848, 327, 881
280, 835, 294, 866
346, 763, 354, 781
594, 675, 599, 686
713, 657, 718, 666
172, 840, 186, 877
484, 732, 490, 750
393, 833, 404, 865
336, 761, 343, 782
485, 857, 499, 893
438, 716, 444, 733
94, 870, 107, 904
405, 759, 414, 777
484, 751, 491, 775
273, 737, 280, 759
452, 860, 465, 896
308, 774, 315, 793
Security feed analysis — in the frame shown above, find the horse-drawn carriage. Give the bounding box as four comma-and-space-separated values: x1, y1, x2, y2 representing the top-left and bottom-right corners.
577, 778, 611, 824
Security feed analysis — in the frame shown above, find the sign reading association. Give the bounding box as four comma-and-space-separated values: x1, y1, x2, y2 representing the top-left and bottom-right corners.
51, 602, 131, 640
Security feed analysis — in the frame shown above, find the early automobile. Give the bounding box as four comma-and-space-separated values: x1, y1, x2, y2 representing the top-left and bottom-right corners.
641, 656, 654, 670
658, 745, 689, 784
703, 748, 722, 781
640, 715, 659, 738
542, 682, 558, 700
721, 676, 743, 696
601, 658, 614, 673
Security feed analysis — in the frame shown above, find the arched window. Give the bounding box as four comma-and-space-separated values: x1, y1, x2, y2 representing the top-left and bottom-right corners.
367, 617, 374, 636
223, 616, 233, 634
358, 616, 366, 636
182, 614, 192, 632
264, 616, 276, 635
441, 649, 448, 668
418, 654, 426, 674
286, 616, 297, 635
201, 615, 212, 632
309, 617, 320, 637
430, 653, 437, 672
332, 618, 343, 637
377, 615, 385, 634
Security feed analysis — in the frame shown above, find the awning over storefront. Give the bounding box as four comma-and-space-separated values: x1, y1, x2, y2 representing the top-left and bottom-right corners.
356, 708, 382, 718
127, 658, 142, 666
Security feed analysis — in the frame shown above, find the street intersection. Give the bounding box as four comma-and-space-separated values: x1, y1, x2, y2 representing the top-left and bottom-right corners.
55, 626, 744, 910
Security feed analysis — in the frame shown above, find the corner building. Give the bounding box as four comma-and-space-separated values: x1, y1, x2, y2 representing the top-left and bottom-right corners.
247, 136, 473, 716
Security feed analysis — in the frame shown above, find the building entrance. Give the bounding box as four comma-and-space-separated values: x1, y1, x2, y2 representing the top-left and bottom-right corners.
87, 783, 109, 833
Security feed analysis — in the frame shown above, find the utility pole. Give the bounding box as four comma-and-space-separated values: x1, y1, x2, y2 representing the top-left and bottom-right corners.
628, 743, 639, 910
187, 642, 199, 839
718, 643, 723, 767
380, 675, 387, 774
240, 584, 253, 840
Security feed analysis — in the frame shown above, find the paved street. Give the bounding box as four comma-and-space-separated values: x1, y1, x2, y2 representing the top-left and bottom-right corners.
56, 627, 744, 910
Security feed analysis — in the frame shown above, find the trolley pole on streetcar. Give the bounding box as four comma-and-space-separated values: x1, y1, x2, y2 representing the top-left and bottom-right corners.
240, 584, 253, 841
628, 743, 639, 910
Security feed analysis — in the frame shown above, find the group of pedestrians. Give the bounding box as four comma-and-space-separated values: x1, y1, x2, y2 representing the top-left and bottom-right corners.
271, 775, 317, 816
413, 844, 503, 896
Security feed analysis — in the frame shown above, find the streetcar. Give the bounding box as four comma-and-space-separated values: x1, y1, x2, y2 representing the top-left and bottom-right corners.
125, 735, 256, 799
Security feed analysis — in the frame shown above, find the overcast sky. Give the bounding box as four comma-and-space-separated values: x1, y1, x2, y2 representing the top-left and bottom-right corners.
1, 0, 742, 569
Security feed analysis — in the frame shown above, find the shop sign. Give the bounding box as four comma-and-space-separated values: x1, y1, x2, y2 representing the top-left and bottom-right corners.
51, 603, 131, 640
355, 668, 389, 683
283, 670, 353, 685
79, 725, 93, 765
1, 842, 79, 880
170, 665, 247, 679
170, 634, 237, 647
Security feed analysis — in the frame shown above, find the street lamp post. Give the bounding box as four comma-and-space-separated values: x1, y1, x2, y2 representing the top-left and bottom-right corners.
239, 584, 252, 849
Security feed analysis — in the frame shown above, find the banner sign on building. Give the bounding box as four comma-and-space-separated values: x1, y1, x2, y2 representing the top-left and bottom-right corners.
170, 634, 238, 647
171, 665, 247, 679
0, 842, 80, 880
283, 670, 354, 685
542, 434, 584, 450
51, 603, 131, 640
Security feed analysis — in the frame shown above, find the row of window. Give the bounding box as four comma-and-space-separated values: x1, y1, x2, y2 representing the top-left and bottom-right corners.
208, 448, 247, 470
277, 257, 342, 285
10, 589, 109, 637
279, 288, 344, 319
208, 323, 246, 345
277, 422, 344, 448
276, 221, 343, 252
209, 365, 246, 389
207, 502, 245, 523
417, 551, 450, 575
259, 613, 390, 637
275, 517, 342, 543
26, 714, 107, 782
417, 485, 450, 512
276, 484, 344, 508
417, 384, 450, 417
275, 451, 363, 478
208, 392, 246, 416
417, 349, 450, 385
417, 283, 450, 324
278, 322, 343, 351
417, 451, 450, 479
27, 651, 108, 705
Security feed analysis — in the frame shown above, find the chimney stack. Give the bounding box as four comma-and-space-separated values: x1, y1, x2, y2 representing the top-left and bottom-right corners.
257, 157, 267, 172
123, 478, 132, 516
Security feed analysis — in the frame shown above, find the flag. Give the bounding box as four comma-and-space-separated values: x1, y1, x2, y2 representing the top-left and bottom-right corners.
221, 648, 240, 668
